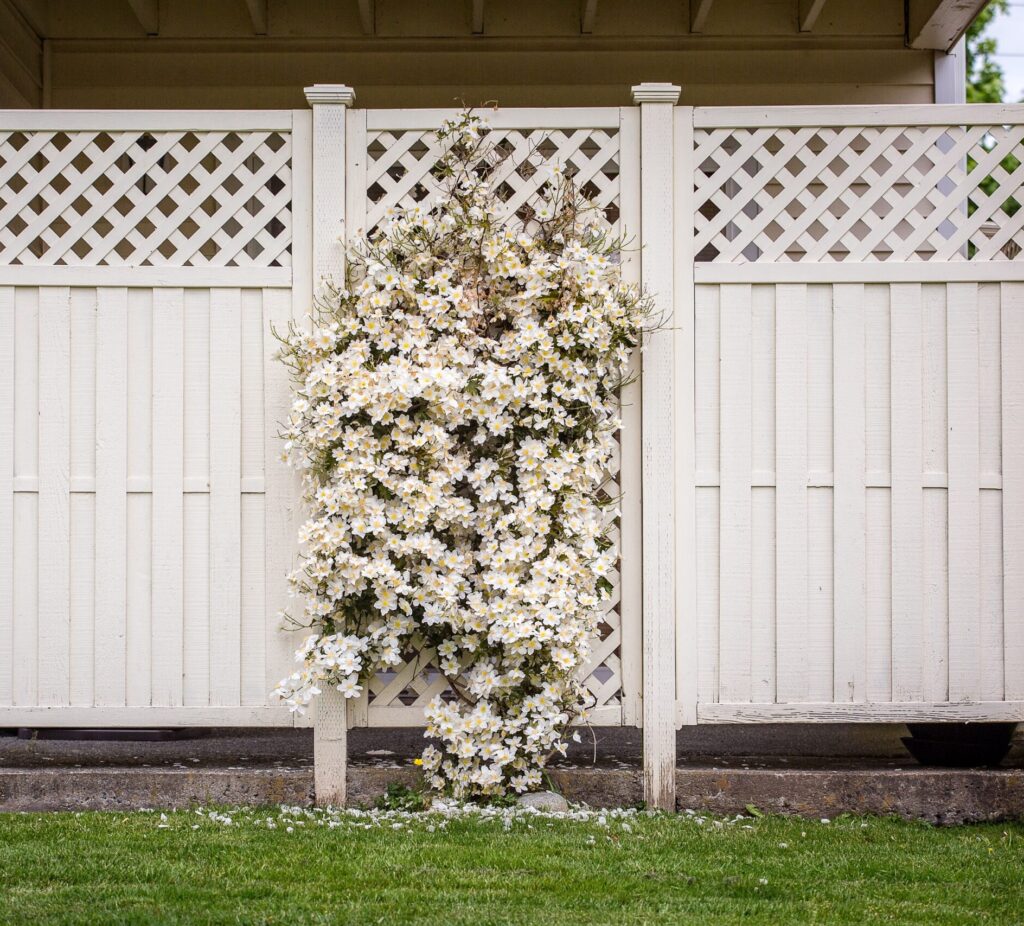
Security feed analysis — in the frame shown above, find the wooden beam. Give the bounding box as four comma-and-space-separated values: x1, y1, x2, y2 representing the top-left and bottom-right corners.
690, 0, 714, 33
357, 0, 374, 35
581, 0, 598, 33
471, 0, 484, 34
908, 0, 989, 51
7, 0, 47, 38
799, 0, 828, 32
126, 0, 159, 35
243, 0, 267, 35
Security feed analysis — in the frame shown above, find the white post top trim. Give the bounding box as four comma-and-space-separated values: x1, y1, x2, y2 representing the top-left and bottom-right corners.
631, 83, 681, 104
304, 84, 356, 106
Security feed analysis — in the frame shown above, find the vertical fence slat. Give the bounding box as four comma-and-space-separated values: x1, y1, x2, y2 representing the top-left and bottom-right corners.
240, 289, 266, 706
695, 284, 719, 707
980, 490, 1004, 701
126, 288, 152, 705
0, 288, 12, 706
152, 288, 184, 707
69, 288, 96, 706
94, 287, 128, 708
183, 289, 210, 706
947, 282, 981, 702
209, 287, 242, 707
634, 84, 681, 809
864, 284, 893, 701
718, 284, 752, 703
37, 287, 71, 707
775, 283, 808, 703
978, 283, 1004, 701
264, 286, 298, 704
1002, 282, 1024, 701
833, 283, 866, 702
12, 288, 38, 707
750, 285, 776, 703
890, 282, 924, 702
806, 285, 834, 701
922, 284, 949, 702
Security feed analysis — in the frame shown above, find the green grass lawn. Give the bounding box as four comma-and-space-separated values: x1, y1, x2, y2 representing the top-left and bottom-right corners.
0, 805, 1021, 925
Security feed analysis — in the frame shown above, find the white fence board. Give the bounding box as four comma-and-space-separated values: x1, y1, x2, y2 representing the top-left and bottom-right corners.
36, 288, 70, 707
774, 283, 809, 703
126, 289, 153, 705
749, 286, 776, 704
833, 283, 866, 703
0, 288, 12, 708
890, 283, 924, 702
12, 287, 37, 707
209, 288, 242, 707
94, 287, 128, 707
182, 290, 211, 708
151, 288, 185, 708
718, 284, 752, 703
1003, 283, 1024, 701
262, 287, 301, 701
947, 282, 982, 702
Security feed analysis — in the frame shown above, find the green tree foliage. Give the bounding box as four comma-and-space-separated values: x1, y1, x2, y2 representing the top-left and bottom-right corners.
967, 0, 1009, 103
963, 1, 1018, 227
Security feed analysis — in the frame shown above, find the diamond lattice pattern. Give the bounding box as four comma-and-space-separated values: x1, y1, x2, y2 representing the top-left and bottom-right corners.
694, 124, 1024, 262
0, 129, 292, 266
365, 126, 622, 236
362, 124, 626, 722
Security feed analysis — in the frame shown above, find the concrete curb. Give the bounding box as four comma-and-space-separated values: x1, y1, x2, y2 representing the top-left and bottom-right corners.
1, 765, 1021, 822
0, 767, 313, 812
674, 767, 1024, 824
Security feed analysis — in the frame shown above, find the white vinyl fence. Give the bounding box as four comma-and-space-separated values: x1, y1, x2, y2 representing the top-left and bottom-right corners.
680, 106, 1024, 730
0, 110, 311, 725
1, 89, 1023, 807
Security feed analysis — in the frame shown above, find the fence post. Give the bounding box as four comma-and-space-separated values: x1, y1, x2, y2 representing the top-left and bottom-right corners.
632, 82, 681, 811
304, 83, 356, 807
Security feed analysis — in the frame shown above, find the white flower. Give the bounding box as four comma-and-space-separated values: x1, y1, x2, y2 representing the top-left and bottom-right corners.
337, 675, 362, 698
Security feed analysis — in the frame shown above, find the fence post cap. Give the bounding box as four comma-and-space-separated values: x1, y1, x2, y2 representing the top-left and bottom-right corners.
631, 83, 681, 104
304, 85, 356, 106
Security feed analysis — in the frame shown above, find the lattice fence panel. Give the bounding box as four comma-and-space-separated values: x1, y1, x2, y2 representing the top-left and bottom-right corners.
0, 129, 292, 266
694, 123, 1024, 262
365, 125, 622, 236
362, 122, 627, 724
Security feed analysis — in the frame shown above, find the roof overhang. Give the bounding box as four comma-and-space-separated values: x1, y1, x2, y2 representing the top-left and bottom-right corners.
907, 0, 992, 51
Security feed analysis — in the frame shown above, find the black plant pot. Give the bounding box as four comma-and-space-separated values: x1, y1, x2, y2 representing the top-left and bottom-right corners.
902, 722, 1017, 768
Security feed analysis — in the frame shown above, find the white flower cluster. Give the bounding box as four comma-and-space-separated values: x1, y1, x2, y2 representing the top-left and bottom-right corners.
274, 112, 651, 797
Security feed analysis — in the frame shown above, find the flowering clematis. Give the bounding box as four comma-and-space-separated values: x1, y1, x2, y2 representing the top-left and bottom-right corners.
274, 112, 653, 798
